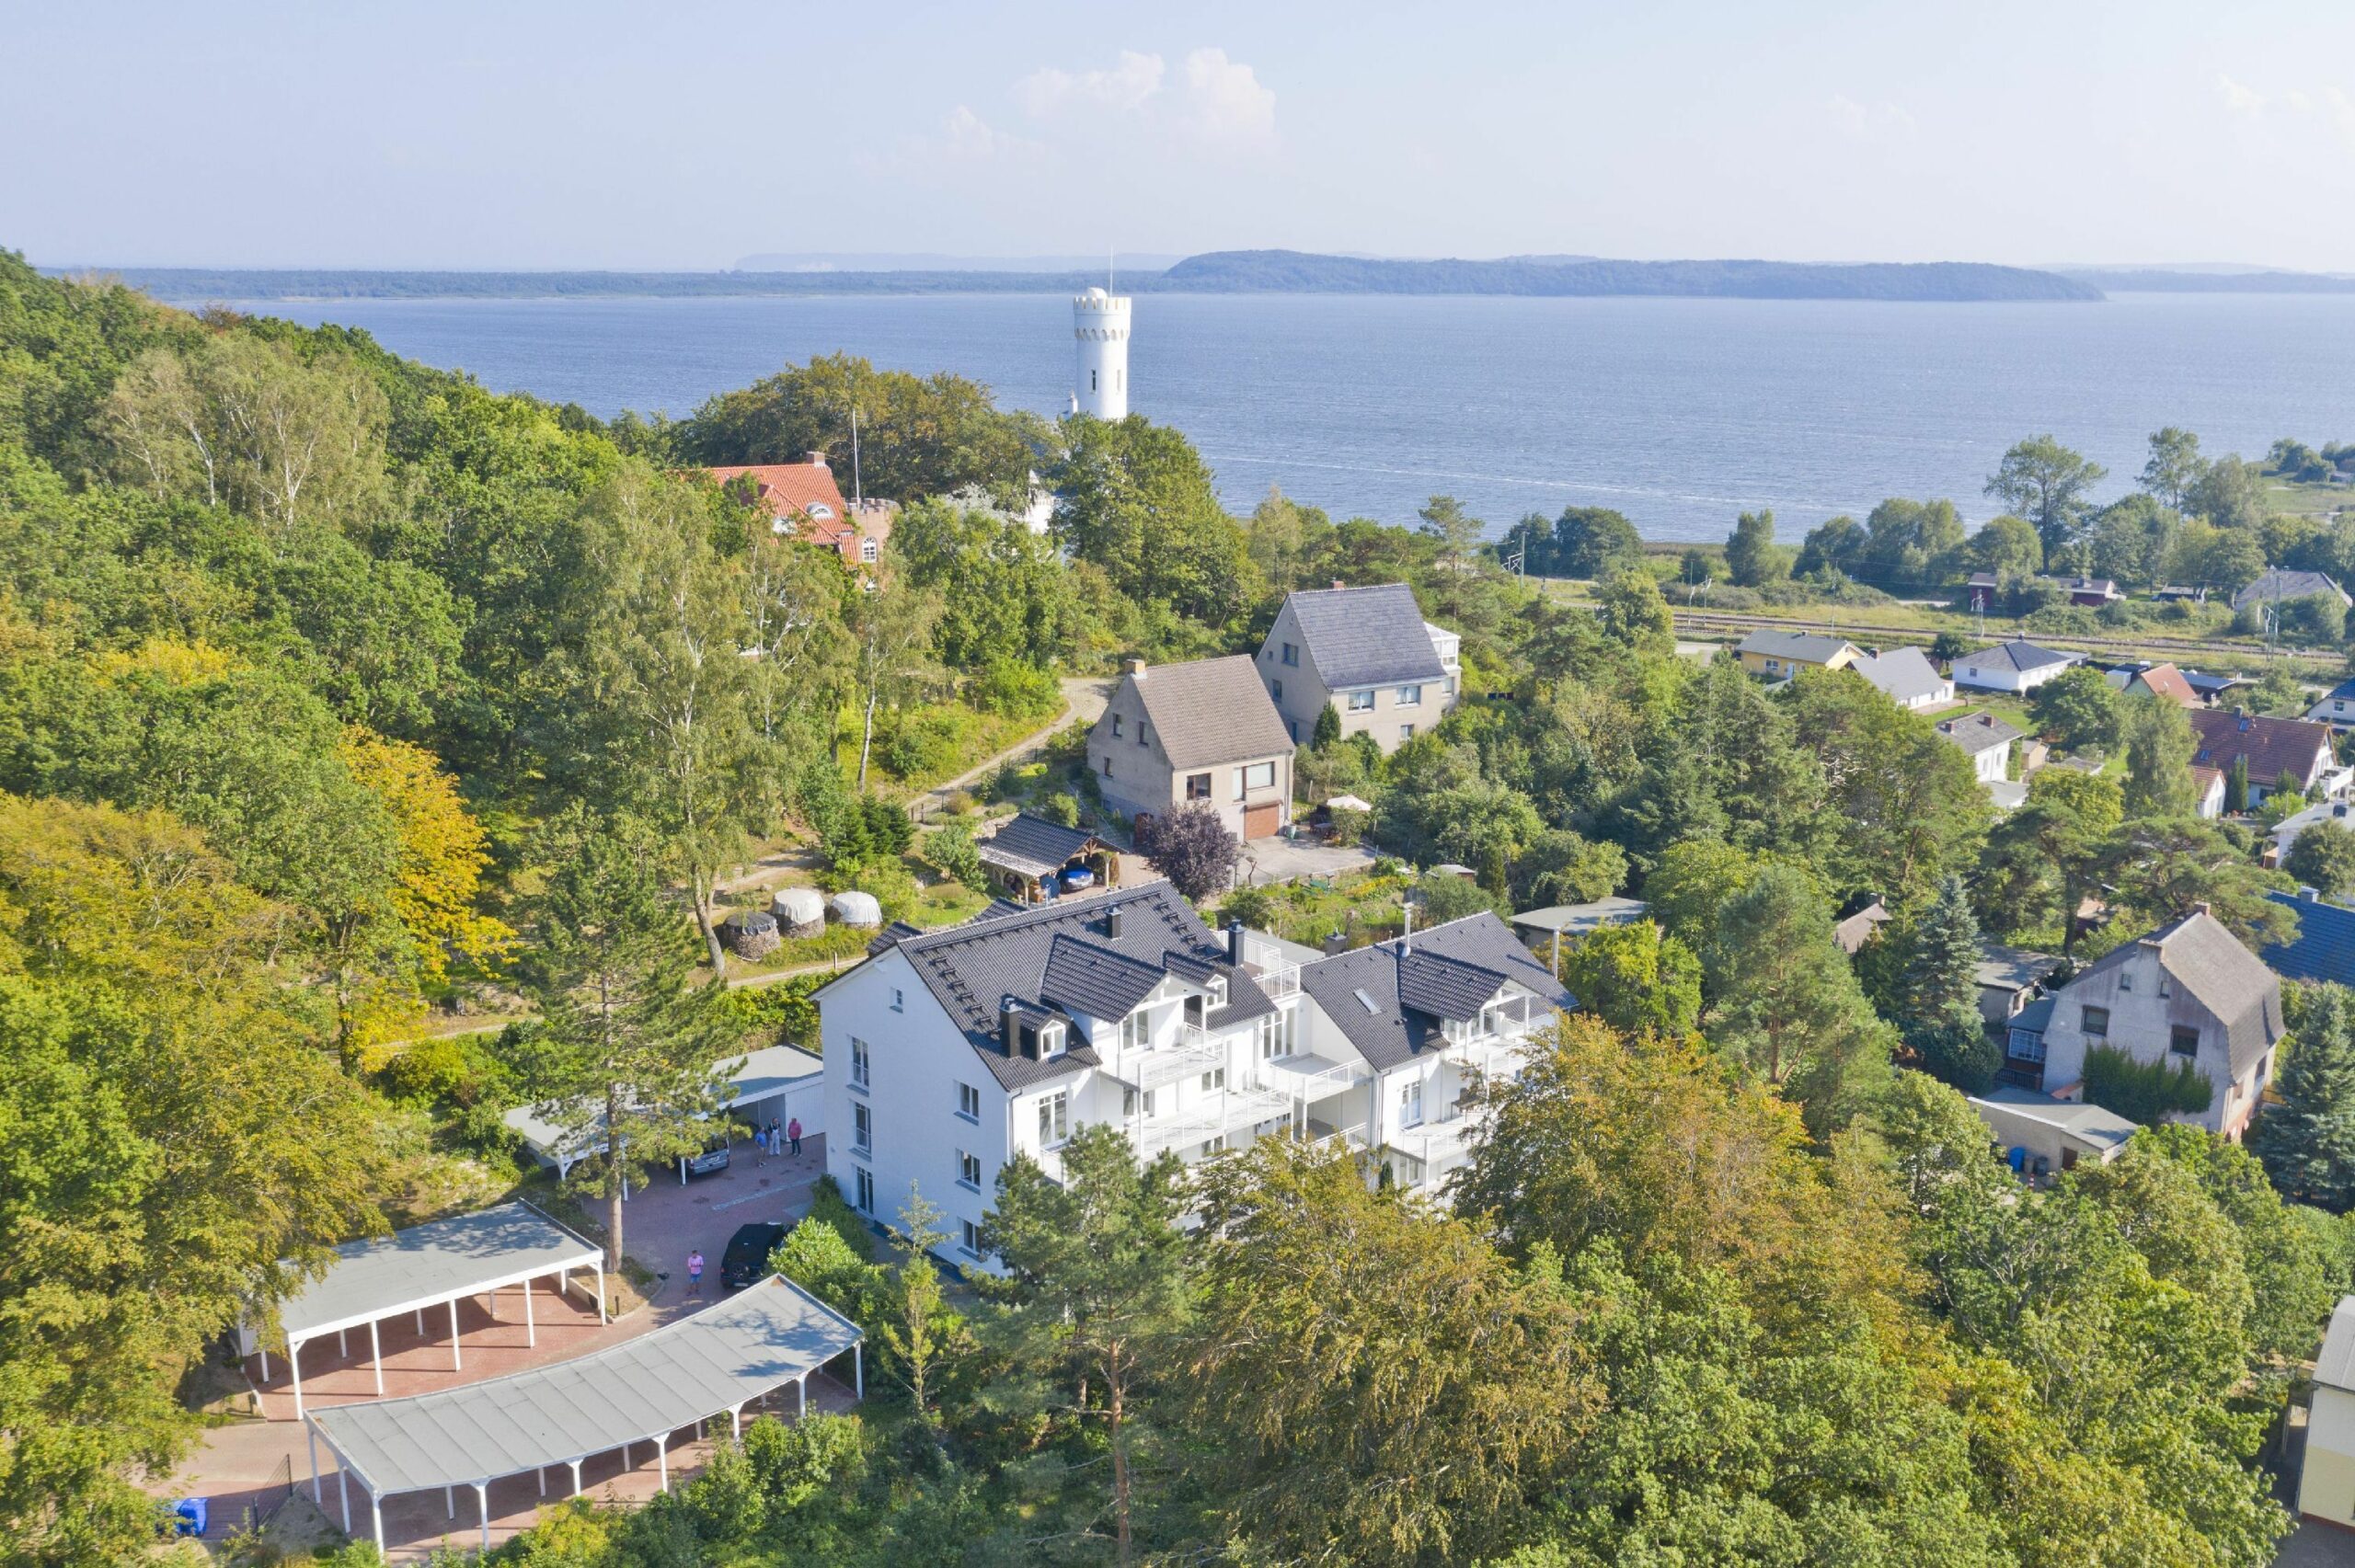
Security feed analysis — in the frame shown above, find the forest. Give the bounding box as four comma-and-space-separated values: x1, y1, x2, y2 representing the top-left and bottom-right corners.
7, 248, 2355, 1567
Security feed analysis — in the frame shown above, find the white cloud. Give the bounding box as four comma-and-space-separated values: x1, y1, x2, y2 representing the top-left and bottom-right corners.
862, 106, 1042, 178
2218, 74, 2267, 115
1826, 95, 1916, 141
1014, 51, 1165, 117
1180, 47, 1277, 144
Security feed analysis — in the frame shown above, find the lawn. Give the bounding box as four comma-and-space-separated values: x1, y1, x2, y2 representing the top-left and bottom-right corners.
1221, 866, 1413, 952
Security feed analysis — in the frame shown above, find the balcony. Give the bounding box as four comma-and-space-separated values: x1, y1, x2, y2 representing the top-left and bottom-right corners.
1132, 1074, 1295, 1159
1125, 1024, 1225, 1091
1389, 1111, 1483, 1180
1235, 935, 1303, 1000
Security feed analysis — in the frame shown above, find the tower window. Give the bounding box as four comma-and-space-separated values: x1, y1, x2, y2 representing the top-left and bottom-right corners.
1091, 371, 1097, 391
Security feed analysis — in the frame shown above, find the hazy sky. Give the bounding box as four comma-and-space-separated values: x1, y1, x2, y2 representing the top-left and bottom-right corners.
11, 0, 2355, 270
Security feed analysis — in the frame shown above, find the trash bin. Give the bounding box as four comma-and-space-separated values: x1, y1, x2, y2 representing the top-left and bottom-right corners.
171, 1498, 208, 1538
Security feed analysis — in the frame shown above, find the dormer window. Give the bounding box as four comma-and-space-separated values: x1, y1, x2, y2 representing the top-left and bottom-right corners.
1041, 1023, 1066, 1059
1208, 977, 1227, 1008
807, 503, 835, 521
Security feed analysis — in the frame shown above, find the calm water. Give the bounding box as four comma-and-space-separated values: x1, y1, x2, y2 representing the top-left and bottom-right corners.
216, 292, 2355, 542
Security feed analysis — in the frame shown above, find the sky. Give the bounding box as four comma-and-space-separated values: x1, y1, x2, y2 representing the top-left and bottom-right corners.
10, 0, 2355, 272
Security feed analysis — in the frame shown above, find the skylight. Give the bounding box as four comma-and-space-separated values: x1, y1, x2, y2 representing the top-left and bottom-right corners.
1352, 988, 1380, 1015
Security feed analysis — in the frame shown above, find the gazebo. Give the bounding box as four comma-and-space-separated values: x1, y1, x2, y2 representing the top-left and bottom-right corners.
245, 1202, 604, 1421
976, 812, 1117, 903
304, 1275, 862, 1553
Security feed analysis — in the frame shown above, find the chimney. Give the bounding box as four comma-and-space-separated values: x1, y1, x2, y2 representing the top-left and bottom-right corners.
1331, 579, 1346, 590
2303, 886, 2323, 901
1105, 904, 1124, 940
1399, 898, 1415, 956
1001, 995, 1020, 1055
1227, 919, 1246, 965
1125, 657, 1147, 680
806, 450, 829, 468
2193, 901, 2212, 917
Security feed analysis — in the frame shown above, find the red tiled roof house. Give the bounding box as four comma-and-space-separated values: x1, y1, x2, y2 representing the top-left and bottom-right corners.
705, 455, 893, 567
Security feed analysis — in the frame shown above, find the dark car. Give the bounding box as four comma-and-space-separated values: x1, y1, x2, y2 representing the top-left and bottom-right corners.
720, 1220, 787, 1290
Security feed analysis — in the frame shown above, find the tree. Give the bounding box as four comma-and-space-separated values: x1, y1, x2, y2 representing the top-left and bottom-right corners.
2028, 664, 2123, 751
1557, 920, 1702, 1036
2225, 755, 2250, 816
1677, 546, 1713, 587
1243, 488, 1337, 594
2289, 821, 2355, 899
1511, 826, 1626, 909
2119, 694, 2199, 818
1725, 508, 1785, 586
1593, 568, 1671, 647
2253, 982, 2355, 1210
2187, 452, 2269, 531
878, 1187, 970, 1420
1975, 768, 2123, 947
2096, 815, 2299, 951
2142, 426, 2205, 509
1549, 505, 1644, 578
1986, 435, 2108, 557
2086, 493, 2184, 590
1412, 867, 1493, 925
1137, 802, 1242, 902
887, 495, 1080, 671
1051, 416, 1255, 628
1417, 493, 1485, 578
1859, 495, 1965, 585
983, 1125, 1191, 1567
1182, 1138, 1597, 1568
1793, 513, 1868, 578
1782, 667, 1990, 909
1310, 699, 1342, 750
846, 560, 944, 791
511, 810, 742, 1279
1969, 513, 2044, 578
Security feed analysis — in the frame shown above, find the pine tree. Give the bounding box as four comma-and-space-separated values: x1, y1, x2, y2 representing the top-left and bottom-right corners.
2252, 983, 2355, 1211
1900, 874, 1982, 1025
2224, 755, 2249, 815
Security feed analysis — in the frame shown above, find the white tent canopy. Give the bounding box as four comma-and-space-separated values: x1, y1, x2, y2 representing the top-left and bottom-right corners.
247, 1202, 603, 1419
305, 1275, 863, 1552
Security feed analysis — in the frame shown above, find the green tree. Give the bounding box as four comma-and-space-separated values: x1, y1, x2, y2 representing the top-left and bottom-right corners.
845, 559, 944, 792
1510, 826, 1627, 909
1782, 667, 1990, 909
511, 810, 742, 1279
1724, 508, 1785, 586
1557, 920, 1702, 1036
1243, 488, 1338, 594
1051, 415, 1255, 629
983, 1124, 1191, 1567
1594, 568, 1673, 647
1974, 767, 2122, 947
1969, 512, 2045, 578
886, 494, 1080, 670
2187, 452, 2269, 531
2226, 754, 2251, 815
2028, 664, 2124, 751
1549, 505, 1644, 578
1986, 434, 2108, 557
877, 1186, 971, 1420
2119, 693, 2200, 818
1182, 1137, 1597, 1568
1417, 493, 1486, 578
2087, 493, 2184, 590
1677, 545, 1714, 587
2289, 820, 2355, 899
2142, 426, 2205, 509
2253, 983, 2355, 1211
1859, 495, 1965, 584
2096, 816, 2298, 951
1794, 512, 1868, 578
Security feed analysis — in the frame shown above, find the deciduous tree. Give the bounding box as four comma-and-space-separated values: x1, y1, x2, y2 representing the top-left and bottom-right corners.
1986, 435, 2107, 557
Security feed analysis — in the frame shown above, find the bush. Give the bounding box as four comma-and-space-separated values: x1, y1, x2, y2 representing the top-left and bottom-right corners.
970, 658, 1062, 720
1218, 886, 1278, 931
876, 709, 969, 782
925, 822, 986, 890
2081, 1044, 2215, 1124
718, 973, 821, 1047
1040, 791, 1081, 829
1138, 802, 1244, 902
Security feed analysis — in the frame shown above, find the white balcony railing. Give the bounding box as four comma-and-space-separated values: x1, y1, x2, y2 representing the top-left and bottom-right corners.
1132, 1075, 1295, 1159
1128, 1026, 1224, 1092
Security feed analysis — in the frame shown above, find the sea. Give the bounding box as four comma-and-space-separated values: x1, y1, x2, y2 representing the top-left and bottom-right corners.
210, 291, 2355, 544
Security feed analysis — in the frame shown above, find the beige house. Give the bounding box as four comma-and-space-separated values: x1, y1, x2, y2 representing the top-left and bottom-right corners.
1257, 582, 1460, 752
1087, 656, 1295, 841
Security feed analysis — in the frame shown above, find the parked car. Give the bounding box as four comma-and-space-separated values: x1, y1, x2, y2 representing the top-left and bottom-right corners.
721, 1220, 787, 1290
684, 1141, 730, 1178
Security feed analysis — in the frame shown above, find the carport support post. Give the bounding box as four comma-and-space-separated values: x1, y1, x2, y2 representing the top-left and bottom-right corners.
338, 1463, 350, 1534
729, 1404, 742, 1439
523, 1274, 535, 1347
475, 1482, 489, 1551
567, 1459, 582, 1497
855, 1343, 864, 1400
289, 1339, 304, 1421
371, 1490, 384, 1556
449, 1297, 462, 1370
798, 1373, 807, 1419
594, 1260, 608, 1324
369, 1317, 384, 1396
656, 1433, 669, 1492
307, 1425, 323, 1504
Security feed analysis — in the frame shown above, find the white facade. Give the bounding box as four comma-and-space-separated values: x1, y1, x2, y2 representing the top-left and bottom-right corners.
1954, 655, 2070, 693
1072, 287, 1131, 419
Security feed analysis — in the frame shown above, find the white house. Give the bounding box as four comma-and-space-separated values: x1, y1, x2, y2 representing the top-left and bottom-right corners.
2271, 799, 2355, 866
815, 883, 1571, 1271
1933, 709, 2023, 784
1954, 638, 2080, 693
1850, 645, 1953, 710
1258, 582, 1460, 751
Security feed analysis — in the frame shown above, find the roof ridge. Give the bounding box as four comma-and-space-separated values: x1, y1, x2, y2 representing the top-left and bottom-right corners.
894, 880, 1178, 956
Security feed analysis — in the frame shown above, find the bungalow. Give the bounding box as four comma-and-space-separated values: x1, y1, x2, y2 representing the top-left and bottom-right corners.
2187, 708, 2341, 804
705, 456, 894, 567
1850, 645, 1953, 710
2310, 678, 2355, 728
1954, 638, 2080, 694
2057, 576, 2124, 607
2035, 909, 2285, 1141
2105, 661, 2200, 706
1934, 709, 2023, 785
2230, 568, 2351, 614
2182, 670, 2252, 707
2269, 800, 2355, 867
1734, 629, 1862, 680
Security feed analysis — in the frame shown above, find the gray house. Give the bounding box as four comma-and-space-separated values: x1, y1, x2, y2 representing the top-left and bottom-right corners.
1257, 582, 1460, 751
2035, 909, 2285, 1140
1086, 656, 1296, 841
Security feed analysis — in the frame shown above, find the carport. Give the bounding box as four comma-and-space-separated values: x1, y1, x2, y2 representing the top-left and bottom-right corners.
304, 1275, 863, 1554
247, 1202, 604, 1420
503, 1045, 823, 1186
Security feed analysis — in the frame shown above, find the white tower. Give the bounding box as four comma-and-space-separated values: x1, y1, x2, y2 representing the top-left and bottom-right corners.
1072, 286, 1131, 419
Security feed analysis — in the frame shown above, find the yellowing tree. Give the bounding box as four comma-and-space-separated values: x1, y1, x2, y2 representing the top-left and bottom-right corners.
339, 728, 511, 987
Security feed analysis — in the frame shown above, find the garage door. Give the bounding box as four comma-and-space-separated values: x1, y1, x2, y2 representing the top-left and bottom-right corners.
1242, 801, 1281, 840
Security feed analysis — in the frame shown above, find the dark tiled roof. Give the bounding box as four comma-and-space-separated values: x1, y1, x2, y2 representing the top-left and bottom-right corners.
858, 881, 1258, 1092
976, 814, 1100, 879
2187, 708, 2333, 785
1296, 910, 1574, 1072
867, 920, 923, 956
1282, 583, 1446, 688
2010, 996, 2056, 1035
2071, 910, 2285, 1080
2232, 569, 2349, 612
2265, 891, 2355, 987
1935, 709, 2024, 755
1396, 949, 1513, 1021
1040, 934, 1168, 1021
1964, 638, 2077, 674
1736, 629, 1857, 664
1122, 655, 1295, 770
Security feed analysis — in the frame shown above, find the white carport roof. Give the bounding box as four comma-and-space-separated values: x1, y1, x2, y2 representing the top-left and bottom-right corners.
277, 1202, 601, 1345
501, 1045, 821, 1163
308, 1275, 860, 1498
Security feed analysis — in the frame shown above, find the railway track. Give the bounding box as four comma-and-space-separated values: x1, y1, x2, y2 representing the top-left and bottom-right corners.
1663, 607, 2335, 670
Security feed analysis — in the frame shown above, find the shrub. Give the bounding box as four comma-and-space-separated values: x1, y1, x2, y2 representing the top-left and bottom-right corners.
971, 658, 1062, 720
1138, 802, 1244, 902
1218, 886, 1278, 930
770, 1211, 887, 1324
876, 709, 969, 782
1040, 791, 1081, 828
925, 822, 986, 890
2081, 1044, 2214, 1124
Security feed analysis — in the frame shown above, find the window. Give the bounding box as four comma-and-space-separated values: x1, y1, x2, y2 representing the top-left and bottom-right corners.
956, 1081, 981, 1122
1124, 1085, 1158, 1117
1399, 724, 1415, 741
1101, 756, 1113, 776
1038, 1090, 1069, 1147
960, 1219, 983, 1259
1287, 718, 1299, 742
1396, 684, 1423, 707
1208, 976, 1227, 1007
1397, 1077, 1424, 1127
2118, 973, 2131, 993
1200, 1136, 1227, 1157
958, 1150, 983, 1191
1242, 761, 1276, 792
1115, 1008, 1150, 1050
1200, 1067, 1226, 1092
1137, 723, 1149, 747
2171, 1025, 2200, 1059
1186, 772, 1212, 801
1112, 714, 1123, 738
807, 504, 834, 521
1257, 1007, 1295, 1059
859, 538, 878, 564
1091, 370, 1097, 391
850, 1037, 870, 1090
1271, 679, 1284, 703
2081, 1006, 2109, 1038
890, 987, 904, 1013
1281, 642, 1299, 667
852, 1102, 873, 1153
855, 1167, 876, 1213
1040, 1023, 1066, 1059
2009, 1027, 2046, 1064
1346, 689, 1375, 713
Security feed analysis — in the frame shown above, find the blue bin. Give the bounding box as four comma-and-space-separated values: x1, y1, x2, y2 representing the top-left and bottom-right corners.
171, 1498, 208, 1537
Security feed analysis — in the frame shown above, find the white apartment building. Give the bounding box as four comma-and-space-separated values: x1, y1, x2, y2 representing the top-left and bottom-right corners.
815, 883, 1569, 1271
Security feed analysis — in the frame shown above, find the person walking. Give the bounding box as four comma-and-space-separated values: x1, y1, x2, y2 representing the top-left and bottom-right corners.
754, 1124, 768, 1166
786, 1116, 802, 1159
686, 1249, 706, 1299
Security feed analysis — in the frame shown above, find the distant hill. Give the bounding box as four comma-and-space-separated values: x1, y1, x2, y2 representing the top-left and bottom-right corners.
2060, 269, 2355, 294
74, 252, 2100, 303
1158, 250, 2101, 301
